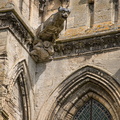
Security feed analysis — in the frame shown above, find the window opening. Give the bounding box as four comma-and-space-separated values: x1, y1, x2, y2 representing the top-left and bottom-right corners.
74, 99, 112, 120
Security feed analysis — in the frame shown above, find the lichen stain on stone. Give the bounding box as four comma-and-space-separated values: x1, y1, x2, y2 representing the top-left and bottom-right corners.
62, 21, 114, 39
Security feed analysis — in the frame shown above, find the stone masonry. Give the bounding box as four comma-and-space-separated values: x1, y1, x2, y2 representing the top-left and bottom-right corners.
0, 0, 120, 120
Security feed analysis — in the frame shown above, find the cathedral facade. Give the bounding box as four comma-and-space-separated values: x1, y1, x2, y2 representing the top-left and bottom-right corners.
0, 0, 120, 120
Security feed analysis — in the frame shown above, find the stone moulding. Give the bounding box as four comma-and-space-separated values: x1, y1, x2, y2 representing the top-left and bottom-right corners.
0, 109, 9, 120
54, 33, 120, 59
0, 11, 34, 53
47, 66, 120, 120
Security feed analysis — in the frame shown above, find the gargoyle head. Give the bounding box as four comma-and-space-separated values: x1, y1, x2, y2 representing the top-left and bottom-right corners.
58, 7, 71, 20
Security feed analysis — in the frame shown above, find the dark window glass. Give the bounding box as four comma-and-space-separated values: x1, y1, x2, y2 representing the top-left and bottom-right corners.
74, 99, 111, 120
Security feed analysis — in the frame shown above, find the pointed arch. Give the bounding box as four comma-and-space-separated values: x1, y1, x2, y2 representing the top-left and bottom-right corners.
47, 65, 120, 120
7, 60, 33, 120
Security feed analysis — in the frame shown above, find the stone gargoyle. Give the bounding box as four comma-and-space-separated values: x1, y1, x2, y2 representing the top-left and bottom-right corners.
31, 40, 54, 62
36, 6, 71, 42
31, 7, 71, 62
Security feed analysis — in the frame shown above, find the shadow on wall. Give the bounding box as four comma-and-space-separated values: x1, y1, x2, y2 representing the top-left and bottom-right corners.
113, 69, 120, 84
28, 55, 47, 85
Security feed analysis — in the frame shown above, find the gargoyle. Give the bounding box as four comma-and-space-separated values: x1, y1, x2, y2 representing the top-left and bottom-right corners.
31, 40, 54, 62
36, 6, 71, 42
31, 7, 70, 62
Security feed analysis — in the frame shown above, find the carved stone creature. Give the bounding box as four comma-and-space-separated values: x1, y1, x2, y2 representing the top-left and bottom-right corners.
31, 40, 54, 62
36, 7, 71, 42
31, 7, 70, 62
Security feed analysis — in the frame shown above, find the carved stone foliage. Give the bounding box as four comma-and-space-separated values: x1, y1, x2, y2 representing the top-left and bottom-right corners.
0, 12, 33, 52
54, 33, 120, 59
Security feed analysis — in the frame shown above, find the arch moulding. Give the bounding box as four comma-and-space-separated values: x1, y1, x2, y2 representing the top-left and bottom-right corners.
6, 60, 33, 120
44, 65, 120, 120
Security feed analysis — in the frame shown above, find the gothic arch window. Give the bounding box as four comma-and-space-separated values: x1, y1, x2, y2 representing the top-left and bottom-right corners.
74, 99, 112, 120
17, 72, 29, 120
8, 60, 31, 120
9, 72, 29, 120
46, 66, 120, 120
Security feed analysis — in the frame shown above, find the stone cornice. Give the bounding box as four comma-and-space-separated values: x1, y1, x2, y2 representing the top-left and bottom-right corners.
0, 7, 35, 37
54, 32, 120, 59
0, 9, 34, 53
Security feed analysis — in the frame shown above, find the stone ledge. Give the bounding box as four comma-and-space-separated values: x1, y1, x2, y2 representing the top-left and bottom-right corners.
54, 32, 120, 59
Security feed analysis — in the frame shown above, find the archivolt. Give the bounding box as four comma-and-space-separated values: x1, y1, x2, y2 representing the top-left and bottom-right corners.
8, 60, 32, 120
47, 65, 120, 120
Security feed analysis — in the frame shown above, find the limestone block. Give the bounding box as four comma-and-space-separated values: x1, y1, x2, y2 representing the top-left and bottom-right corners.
94, 10, 111, 24
95, 0, 111, 12
74, 4, 87, 27
0, 0, 13, 9
30, 2, 40, 29
22, 1, 30, 20
0, 30, 7, 55
67, 17, 75, 29
70, 0, 87, 27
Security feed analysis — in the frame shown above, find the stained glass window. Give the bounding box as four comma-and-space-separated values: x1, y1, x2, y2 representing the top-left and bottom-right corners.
74, 99, 112, 120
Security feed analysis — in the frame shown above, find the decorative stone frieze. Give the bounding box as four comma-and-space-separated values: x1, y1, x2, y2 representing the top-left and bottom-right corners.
0, 11, 34, 52
54, 33, 120, 59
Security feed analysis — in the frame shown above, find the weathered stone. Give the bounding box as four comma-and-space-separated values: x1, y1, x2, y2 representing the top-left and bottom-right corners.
0, 0, 119, 120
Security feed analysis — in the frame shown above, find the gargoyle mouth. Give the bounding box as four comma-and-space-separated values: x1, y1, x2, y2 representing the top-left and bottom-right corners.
62, 16, 68, 19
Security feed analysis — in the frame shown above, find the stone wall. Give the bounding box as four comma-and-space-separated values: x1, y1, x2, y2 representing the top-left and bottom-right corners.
35, 48, 120, 120
0, 0, 120, 120
0, 29, 35, 119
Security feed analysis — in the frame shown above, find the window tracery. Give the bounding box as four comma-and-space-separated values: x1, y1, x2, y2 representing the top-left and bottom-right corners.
74, 99, 112, 120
